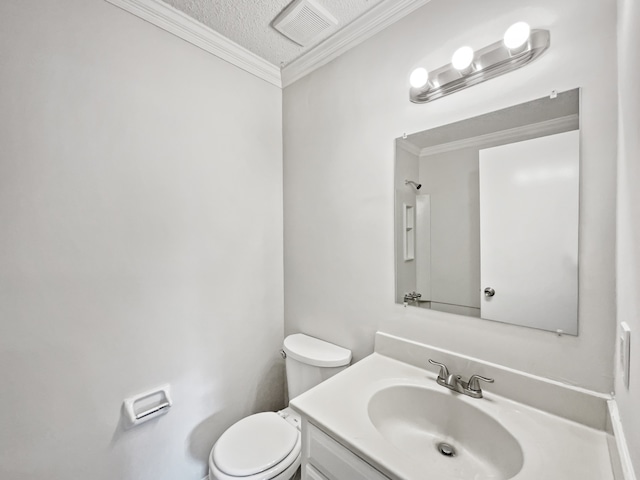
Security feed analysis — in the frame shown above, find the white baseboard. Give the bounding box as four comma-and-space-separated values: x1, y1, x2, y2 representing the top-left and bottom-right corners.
608, 400, 638, 480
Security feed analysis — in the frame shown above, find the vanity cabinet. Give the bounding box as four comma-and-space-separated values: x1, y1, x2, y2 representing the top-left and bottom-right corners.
302, 420, 391, 480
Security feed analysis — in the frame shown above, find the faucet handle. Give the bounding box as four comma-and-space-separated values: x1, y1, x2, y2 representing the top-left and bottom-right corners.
428, 359, 450, 379
467, 374, 494, 392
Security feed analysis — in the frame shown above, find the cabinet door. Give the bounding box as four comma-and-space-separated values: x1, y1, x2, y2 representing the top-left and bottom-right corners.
305, 464, 329, 480
479, 130, 579, 334
305, 423, 390, 480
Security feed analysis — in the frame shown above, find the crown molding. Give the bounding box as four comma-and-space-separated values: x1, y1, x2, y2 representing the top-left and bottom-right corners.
281, 0, 432, 87
105, 0, 433, 89
104, 0, 282, 87
418, 114, 579, 157
396, 138, 422, 157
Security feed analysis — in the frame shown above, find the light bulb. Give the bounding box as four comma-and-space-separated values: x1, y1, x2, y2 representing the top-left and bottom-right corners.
409, 67, 429, 89
451, 46, 474, 71
504, 22, 531, 50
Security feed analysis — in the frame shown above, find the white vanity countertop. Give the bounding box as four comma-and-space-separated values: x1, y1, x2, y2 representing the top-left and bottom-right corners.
290, 353, 614, 480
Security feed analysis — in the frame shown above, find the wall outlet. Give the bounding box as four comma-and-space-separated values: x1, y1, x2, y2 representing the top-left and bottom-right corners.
620, 322, 631, 389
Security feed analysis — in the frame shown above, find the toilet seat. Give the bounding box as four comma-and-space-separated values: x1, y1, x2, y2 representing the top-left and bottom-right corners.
209, 412, 302, 480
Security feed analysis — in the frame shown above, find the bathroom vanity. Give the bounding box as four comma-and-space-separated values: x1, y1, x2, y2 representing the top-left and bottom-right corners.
290, 332, 618, 480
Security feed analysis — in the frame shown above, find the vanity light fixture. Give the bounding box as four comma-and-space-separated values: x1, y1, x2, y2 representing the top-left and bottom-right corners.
503, 21, 531, 51
409, 67, 429, 89
451, 46, 475, 72
409, 22, 549, 104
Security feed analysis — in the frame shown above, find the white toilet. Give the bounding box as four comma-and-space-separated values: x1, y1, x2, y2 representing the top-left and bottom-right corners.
208, 334, 352, 480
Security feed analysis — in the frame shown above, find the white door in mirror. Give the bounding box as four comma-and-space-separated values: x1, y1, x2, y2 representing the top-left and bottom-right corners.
479, 130, 580, 334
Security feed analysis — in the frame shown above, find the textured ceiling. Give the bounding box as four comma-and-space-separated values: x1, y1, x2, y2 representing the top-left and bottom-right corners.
161, 0, 384, 66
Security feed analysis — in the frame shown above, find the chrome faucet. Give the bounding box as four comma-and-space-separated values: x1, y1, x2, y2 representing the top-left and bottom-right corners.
428, 359, 494, 399
403, 291, 422, 303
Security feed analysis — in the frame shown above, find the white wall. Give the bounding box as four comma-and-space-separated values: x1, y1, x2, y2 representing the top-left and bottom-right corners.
615, 0, 640, 474
283, 0, 617, 392
0, 1, 283, 479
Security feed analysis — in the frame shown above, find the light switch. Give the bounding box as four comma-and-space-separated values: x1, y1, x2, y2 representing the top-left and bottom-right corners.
620, 322, 631, 389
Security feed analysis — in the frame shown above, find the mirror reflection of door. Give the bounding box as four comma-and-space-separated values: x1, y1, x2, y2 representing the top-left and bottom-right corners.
479, 131, 580, 335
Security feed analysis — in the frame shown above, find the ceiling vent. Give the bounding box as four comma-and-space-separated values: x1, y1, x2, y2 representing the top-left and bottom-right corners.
273, 0, 338, 47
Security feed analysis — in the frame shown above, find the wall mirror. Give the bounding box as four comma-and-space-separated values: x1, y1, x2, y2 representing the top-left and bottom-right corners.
395, 89, 580, 335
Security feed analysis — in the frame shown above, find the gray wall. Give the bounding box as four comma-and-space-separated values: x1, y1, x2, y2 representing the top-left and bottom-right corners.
283, 0, 617, 393
0, 1, 284, 479
615, 0, 640, 474
419, 149, 480, 313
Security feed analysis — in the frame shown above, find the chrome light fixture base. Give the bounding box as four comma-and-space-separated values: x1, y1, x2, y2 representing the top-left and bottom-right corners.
410, 29, 550, 104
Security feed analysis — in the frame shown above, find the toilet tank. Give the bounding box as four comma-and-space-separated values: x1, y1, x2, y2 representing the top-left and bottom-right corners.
283, 334, 352, 400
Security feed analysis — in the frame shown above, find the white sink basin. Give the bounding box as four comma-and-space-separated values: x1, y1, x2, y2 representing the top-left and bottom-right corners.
291, 352, 615, 480
368, 385, 524, 480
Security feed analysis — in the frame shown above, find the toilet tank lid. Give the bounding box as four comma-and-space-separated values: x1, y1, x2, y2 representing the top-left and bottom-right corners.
283, 334, 352, 367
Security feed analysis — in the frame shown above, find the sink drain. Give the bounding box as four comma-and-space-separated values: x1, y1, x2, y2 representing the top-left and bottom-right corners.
437, 442, 456, 457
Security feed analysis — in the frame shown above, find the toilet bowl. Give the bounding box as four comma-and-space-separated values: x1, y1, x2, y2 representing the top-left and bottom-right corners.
208, 334, 352, 480
208, 408, 301, 480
